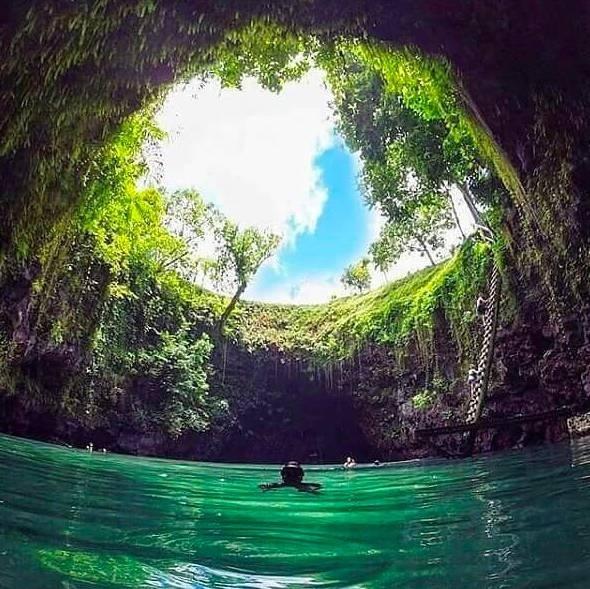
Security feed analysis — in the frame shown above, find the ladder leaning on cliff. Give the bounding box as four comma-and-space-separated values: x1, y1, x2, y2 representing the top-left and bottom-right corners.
465, 235, 502, 427
416, 225, 590, 454
462, 238, 502, 454
415, 225, 502, 455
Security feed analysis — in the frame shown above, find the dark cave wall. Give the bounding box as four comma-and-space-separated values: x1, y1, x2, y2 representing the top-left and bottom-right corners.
0, 336, 378, 463
168, 298, 590, 461
1, 290, 589, 462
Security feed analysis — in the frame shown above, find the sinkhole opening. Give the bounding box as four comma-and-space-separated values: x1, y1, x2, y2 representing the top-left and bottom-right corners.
132, 31, 489, 308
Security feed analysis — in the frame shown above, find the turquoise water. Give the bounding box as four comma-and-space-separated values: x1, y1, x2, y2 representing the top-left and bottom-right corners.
1, 434, 590, 588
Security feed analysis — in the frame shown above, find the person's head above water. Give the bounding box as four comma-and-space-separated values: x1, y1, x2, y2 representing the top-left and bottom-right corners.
281, 461, 304, 485
259, 461, 321, 493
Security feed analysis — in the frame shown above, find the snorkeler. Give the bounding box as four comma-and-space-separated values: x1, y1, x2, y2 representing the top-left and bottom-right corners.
259, 461, 322, 493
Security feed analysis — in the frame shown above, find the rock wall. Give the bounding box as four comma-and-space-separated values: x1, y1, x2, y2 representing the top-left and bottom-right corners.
2, 290, 589, 463
1, 1, 590, 462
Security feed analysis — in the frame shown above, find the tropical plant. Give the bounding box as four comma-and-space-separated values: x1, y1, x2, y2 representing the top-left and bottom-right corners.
320, 43, 506, 272
161, 188, 215, 282
211, 21, 315, 92
138, 328, 215, 438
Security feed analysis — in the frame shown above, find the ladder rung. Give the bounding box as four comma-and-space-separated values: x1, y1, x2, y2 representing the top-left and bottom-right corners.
415, 406, 575, 437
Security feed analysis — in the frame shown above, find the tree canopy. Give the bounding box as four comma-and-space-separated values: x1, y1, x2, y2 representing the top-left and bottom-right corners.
320, 42, 506, 274
210, 215, 280, 331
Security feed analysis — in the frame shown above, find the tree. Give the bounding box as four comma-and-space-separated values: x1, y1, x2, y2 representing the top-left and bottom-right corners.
76, 112, 184, 285
161, 188, 215, 282
366, 171, 455, 269
320, 44, 506, 273
353, 43, 509, 216
138, 328, 215, 438
211, 215, 280, 332
341, 258, 372, 294
370, 206, 450, 269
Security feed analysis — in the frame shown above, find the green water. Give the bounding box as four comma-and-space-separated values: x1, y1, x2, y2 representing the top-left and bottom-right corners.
2, 434, 590, 588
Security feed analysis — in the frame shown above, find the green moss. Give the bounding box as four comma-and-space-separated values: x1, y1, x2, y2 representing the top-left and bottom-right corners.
411, 389, 436, 410
234, 238, 492, 366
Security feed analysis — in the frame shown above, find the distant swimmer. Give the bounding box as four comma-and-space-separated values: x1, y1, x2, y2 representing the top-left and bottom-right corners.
343, 456, 356, 469
259, 461, 322, 493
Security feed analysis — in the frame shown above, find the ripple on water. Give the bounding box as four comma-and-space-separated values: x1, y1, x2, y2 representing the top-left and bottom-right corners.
2, 434, 590, 587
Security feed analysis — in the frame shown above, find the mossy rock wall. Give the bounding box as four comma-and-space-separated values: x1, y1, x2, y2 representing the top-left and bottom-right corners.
2, 2, 590, 460
2, 238, 585, 462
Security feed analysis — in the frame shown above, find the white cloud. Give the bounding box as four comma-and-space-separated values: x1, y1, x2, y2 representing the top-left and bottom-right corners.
247, 271, 347, 305
155, 70, 336, 246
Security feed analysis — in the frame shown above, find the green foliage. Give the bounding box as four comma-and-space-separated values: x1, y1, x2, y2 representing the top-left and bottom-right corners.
211, 22, 315, 92
18, 97, 281, 434
0, 2, 330, 265
6, 103, 232, 436
0, 4, 516, 445
137, 329, 215, 438
355, 42, 510, 209
320, 43, 496, 272
357, 43, 474, 159
411, 389, 437, 410
165, 189, 209, 244
80, 262, 227, 437
211, 215, 280, 330
411, 376, 449, 410
79, 110, 164, 226
162, 189, 215, 283
237, 238, 492, 365
212, 219, 280, 294
341, 258, 372, 293
78, 111, 182, 282
370, 193, 452, 269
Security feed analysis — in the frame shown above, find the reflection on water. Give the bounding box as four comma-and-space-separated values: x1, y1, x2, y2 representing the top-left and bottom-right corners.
1, 434, 590, 588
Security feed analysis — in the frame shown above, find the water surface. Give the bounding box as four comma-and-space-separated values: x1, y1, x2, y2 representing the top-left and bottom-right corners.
1, 433, 590, 588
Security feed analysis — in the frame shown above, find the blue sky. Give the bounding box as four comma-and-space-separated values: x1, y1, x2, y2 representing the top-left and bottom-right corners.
281, 145, 367, 273
249, 142, 373, 302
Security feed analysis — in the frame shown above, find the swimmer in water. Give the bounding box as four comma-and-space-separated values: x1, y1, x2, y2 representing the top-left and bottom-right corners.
343, 456, 356, 469
259, 461, 322, 493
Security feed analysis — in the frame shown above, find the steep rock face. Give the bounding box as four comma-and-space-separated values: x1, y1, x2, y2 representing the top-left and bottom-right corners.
197, 300, 590, 462
0, 294, 589, 462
